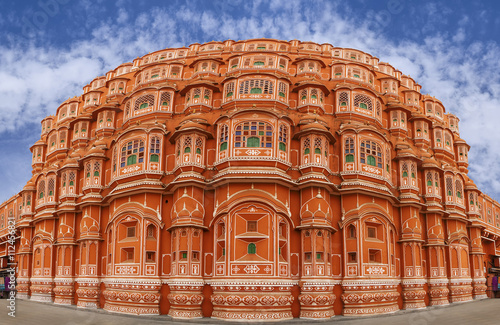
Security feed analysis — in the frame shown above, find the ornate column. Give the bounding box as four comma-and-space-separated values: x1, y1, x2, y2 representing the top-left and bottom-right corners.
400, 207, 426, 310
167, 186, 206, 319
75, 207, 102, 308
297, 188, 337, 319
53, 211, 77, 305
469, 226, 487, 299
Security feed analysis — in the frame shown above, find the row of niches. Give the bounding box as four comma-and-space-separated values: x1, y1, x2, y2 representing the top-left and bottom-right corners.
134, 40, 382, 68
42, 95, 459, 151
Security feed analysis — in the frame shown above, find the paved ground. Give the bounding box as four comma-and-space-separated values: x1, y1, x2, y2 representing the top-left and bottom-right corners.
1, 297, 499, 325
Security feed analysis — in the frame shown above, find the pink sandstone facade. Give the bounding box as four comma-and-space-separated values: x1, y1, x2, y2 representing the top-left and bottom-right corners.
0, 38, 499, 320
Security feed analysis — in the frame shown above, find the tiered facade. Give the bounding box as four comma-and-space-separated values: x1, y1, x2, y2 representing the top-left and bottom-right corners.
1, 38, 499, 320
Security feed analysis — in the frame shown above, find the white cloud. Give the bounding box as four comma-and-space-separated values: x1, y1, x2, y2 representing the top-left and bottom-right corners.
1, 0, 500, 202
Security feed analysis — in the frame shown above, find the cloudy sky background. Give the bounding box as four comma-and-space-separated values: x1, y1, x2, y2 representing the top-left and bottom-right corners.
0, 0, 500, 202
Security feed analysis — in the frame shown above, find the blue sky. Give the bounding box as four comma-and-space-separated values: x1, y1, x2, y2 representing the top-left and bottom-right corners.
1, 0, 500, 203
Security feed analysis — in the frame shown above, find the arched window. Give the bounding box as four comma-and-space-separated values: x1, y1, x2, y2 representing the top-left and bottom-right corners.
134, 94, 155, 111
93, 161, 100, 177
344, 137, 354, 162
219, 124, 229, 151
278, 124, 288, 152
147, 224, 156, 239
248, 243, 256, 254
238, 79, 274, 96
224, 81, 235, 101
446, 176, 454, 197
348, 225, 356, 238
455, 179, 463, 200
183, 136, 192, 153
303, 138, 310, 155
195, 137, 203, 155
338, 91, 349, 110
38, 180, 45, 199
360, 140, 382, 168
159, 92, 172, 110
234, 121, 273, 148
120, 139, 145, 167
48, 178, 55, 196
354, 93, 373, 113
150, 136, 160, 162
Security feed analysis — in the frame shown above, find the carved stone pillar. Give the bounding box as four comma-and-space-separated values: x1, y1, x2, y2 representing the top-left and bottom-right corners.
76, 278, 100, 308
298, 281, 336, 319
167, 280, 204, 319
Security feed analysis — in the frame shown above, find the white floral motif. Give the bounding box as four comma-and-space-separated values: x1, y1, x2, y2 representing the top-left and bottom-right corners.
246, 149, 260, 155
244, 264, 260, 274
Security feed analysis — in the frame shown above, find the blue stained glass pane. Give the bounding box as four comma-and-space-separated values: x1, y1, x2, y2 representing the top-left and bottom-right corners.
139, 158, 144, 163
236, 131, 241, 135
251, 126, 257, 130
139, 147, 144, 152
120, 163, 125, 167
266, 132, 272, 136
156, 149, 160, 153
266, 143, 272, 147
235, 143, 241, 147
128, 145, 132, 150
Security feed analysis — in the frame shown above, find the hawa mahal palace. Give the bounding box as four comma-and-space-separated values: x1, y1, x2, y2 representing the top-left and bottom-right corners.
0, 38, 499, 321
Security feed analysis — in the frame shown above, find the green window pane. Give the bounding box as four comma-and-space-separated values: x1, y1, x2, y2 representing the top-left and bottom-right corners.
220, 142, 228, 151
184, 147, 191, 153
427, 180, 432, 186
226, 92, 233, 97
345, 154, 354, 162
93, 171, 99, 177
247, 137, 260, 147
279, 92, 285, 97
353, 74, 360, 78
250, 88, 262, 94
248, 243, 256, 254
314, 148, 321, 154
253, 61, 265, 66
196, 148, 201, 154
411, 173, 415, 178
127, 155, 137, 166
403, 171, 408, 177
86, 172, 90, 178
301, 95, 307, 100
150, 154, 159, 162
367, 155, 376, 166
340, 101, 347, 106
194, 94, 200, 99
311, 95, 317, 99
139, 102, 148, 109
69, 181, 74, 186
279, 142, 286, 151
39, 192, 44, 199
304, 148, 310, 154
359, 103, 367, 109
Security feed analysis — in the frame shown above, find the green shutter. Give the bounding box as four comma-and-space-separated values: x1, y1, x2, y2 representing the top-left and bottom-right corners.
184, 147, 191, 153
127, 155, 137, 166
314, 148, 321, 154
279, 142, 286, 151
247, 137, 260, 147
250, 88, 262, 94
345, 154, 354, 162
367, 155, 376, 166
196, 148, 202, 154
150, 154, 159, 162
220, 142, 228, 151
248, 243, 256, 254
139, 102, 148, 109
